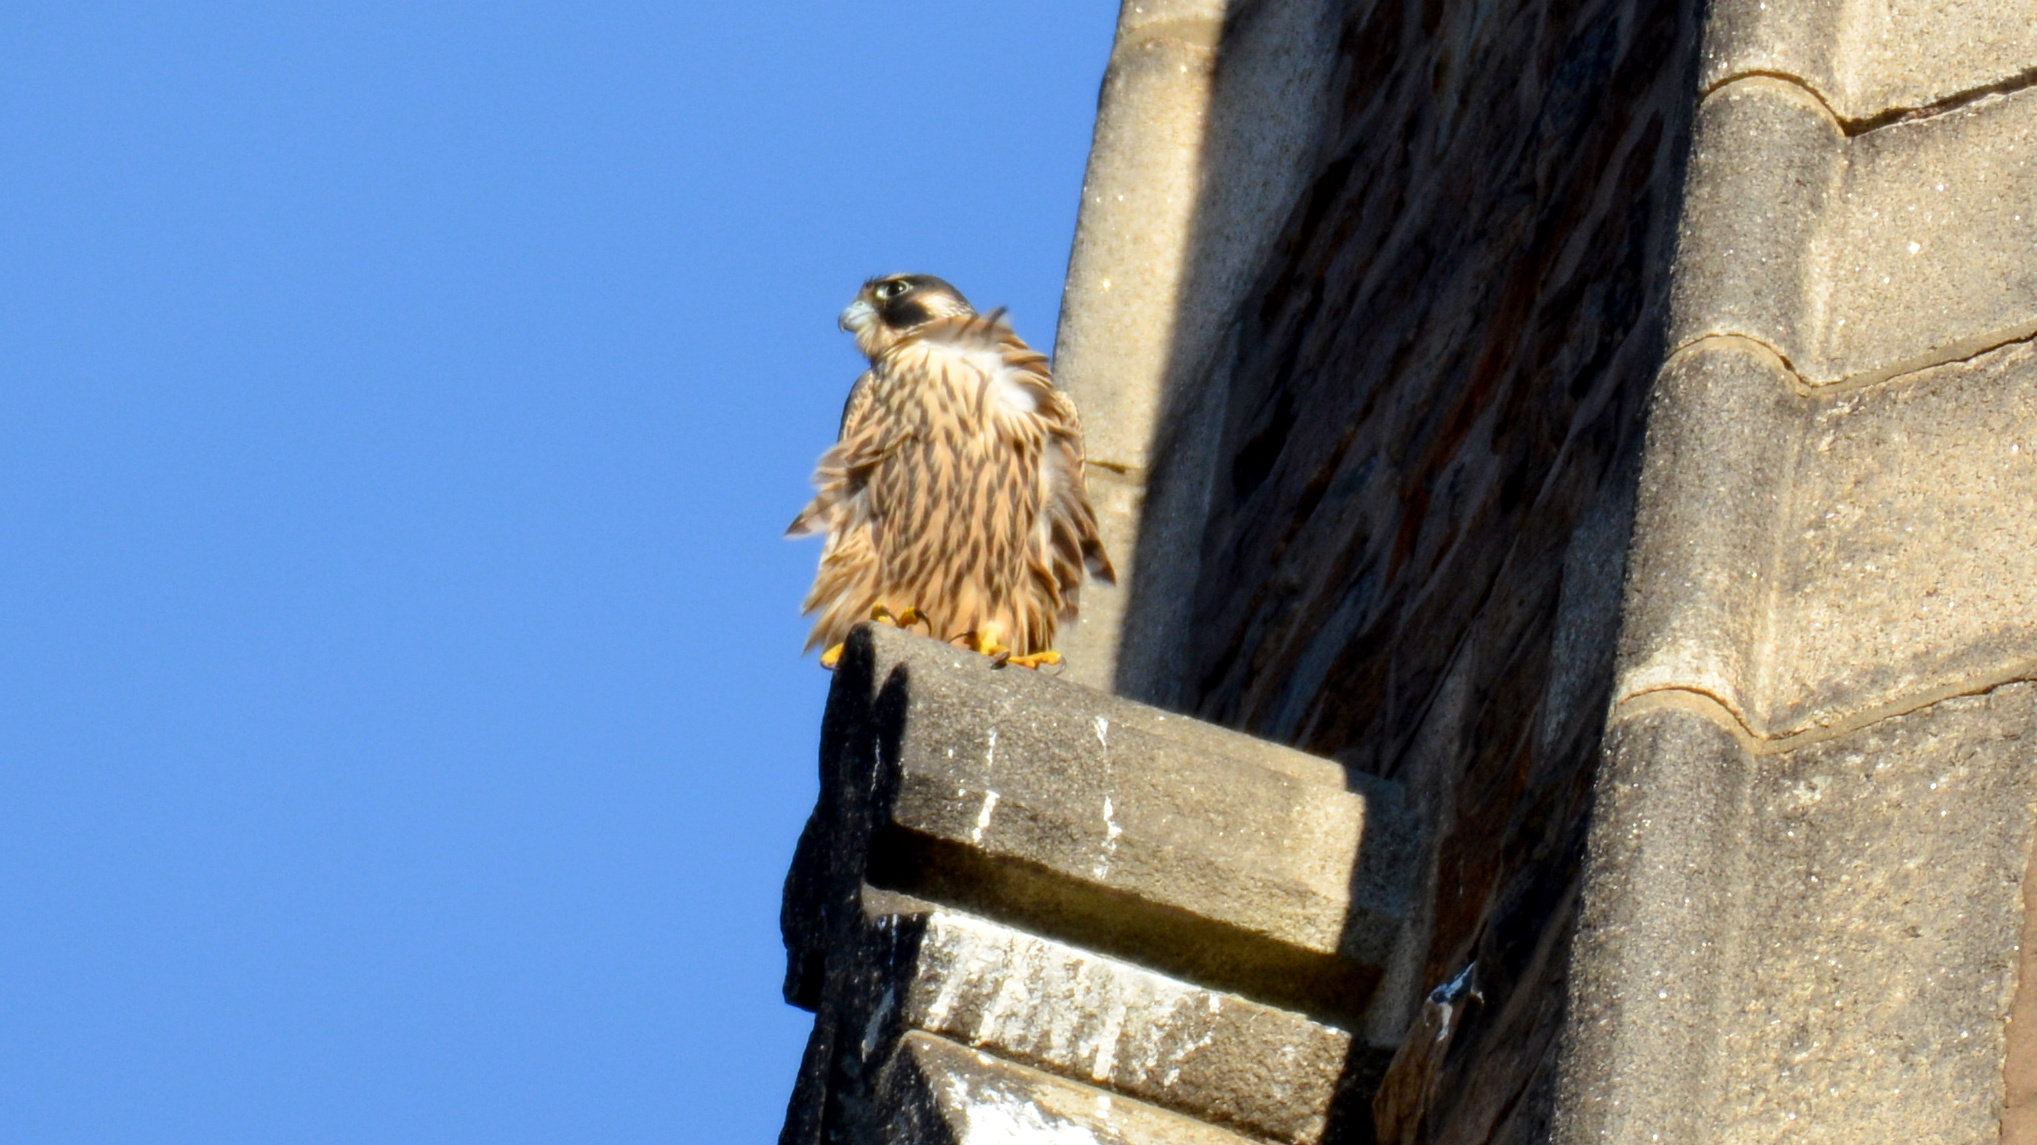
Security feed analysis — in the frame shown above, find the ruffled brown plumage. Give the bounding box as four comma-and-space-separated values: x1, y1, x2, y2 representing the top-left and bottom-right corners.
787, 275, 1114, 663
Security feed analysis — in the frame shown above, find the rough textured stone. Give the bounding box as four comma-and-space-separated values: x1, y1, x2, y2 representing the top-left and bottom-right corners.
874, 1032, 1263, 1145
778, 622, 1401, 1143
1059, 465, 1143, 696
816, 889, 1366, 1144
1666, 78, 1844, 370
1555, 704, 1791, 1144
1054, 25, 1221, 475
1614, 338, 1808, 732
2007, 835, 2037, 1144
1620, 333, 2037, 739
1701, 0, 2037, 123
1559, 687, 2037, 1144
787, 624, 1418, 1026
1580, 7, 2037, 1127
1673, 78, 2037, 389
1769, 336, 2037, 733
1809, 83, 2037, 387
1053, 0, 1343, 691
1720, 690, 2035, 1140
1109, 0, 1706, 1136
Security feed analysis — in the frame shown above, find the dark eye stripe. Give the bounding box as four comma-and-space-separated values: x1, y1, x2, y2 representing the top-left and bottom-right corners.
884, 298, 930, 328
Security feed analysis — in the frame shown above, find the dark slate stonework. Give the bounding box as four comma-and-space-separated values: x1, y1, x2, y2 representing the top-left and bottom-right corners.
1132, 0, 1706, 1138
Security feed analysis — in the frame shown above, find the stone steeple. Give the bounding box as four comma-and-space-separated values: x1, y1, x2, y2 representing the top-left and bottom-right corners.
778, 0, 2037, 1139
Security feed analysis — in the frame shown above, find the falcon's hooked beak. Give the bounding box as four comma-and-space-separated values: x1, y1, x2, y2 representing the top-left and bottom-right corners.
838, 298, 876, 334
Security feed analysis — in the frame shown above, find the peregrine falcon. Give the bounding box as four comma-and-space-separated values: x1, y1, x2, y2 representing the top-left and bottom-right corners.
788, 274, 1115, 669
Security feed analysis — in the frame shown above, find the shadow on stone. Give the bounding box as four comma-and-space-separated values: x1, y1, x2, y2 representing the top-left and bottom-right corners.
779, 627, 918, 1145
869, 826, 1382, 1028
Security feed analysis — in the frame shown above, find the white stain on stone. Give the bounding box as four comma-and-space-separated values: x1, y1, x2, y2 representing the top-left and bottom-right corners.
860, 987, 896, 1061
979, 945, 1038, 1046
1091, 716, 1121, 879
1093, 796, 1124, 880
1159, 995, 1224, 1086
947, 1076, 1109, 1145
972, 789, 1001, 845
968, 726, 1002, 844
920, 911, 1233, 1098
1087, 991, 1127, 1080
923, 929, 1003, 1032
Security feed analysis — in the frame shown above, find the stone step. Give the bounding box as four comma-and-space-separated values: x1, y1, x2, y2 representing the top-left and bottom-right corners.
835, 888, 1379, 1144
874, 1031, 1271, 1145
783, 623, 1419, 1028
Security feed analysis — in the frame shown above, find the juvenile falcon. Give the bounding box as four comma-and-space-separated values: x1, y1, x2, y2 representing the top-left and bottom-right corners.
788, 274, 1114, 669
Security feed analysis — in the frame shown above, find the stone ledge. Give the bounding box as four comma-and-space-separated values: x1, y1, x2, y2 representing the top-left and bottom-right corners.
874, 1032, 1265, 1145
1700, 0, 2037, 123
785, 624, 1418, 1028
817, 888, 1373, 1144
1672, 77, 2037, 390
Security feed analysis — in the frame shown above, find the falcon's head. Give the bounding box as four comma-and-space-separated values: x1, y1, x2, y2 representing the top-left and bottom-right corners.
839, 274, 974, 359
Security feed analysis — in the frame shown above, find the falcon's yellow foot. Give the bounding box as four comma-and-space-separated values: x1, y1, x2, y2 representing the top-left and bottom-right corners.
819, 642, 846, 670
868, 605, 931, 634
1005, 650, 1062, 670
958, 628, 1016, 667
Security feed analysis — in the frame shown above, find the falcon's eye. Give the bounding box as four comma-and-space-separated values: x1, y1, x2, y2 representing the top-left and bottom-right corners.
879, 280, 911, 300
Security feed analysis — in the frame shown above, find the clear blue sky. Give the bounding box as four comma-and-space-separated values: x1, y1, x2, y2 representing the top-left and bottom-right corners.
0, 5, 1114, 1140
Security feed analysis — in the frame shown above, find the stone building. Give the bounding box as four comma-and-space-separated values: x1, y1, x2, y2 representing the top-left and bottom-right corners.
778, 0, 2037, 1140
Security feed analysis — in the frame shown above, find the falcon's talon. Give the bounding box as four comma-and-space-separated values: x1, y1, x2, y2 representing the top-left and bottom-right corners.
870, 604, 932, 634
962, 627, 1014, 666
1006, 650, 1061, 670
819, 643, 846, 670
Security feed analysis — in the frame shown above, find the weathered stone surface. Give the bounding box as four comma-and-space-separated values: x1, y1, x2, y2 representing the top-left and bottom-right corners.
1047, 8, 1216, 692
1615, 338, 1808, 732
1701, 0, 2037, 123
829, 889, 1365, 1144
1559, 687, 2037, 1144
1809, 83, 2037, 387
2007, 836, 2037, 1145
1060, 465, 1142, 695
1718, 687, 2035, 1141
1055, 25, 1220, 475
1054, 0, 1344, 691
1666, 78, 1844, 369
1553, 704, 1747, 1145
788, 624, 1418, 1026
874, 1032, 1262, 1145
1769, 336, 2037, 733
1673, 78, 2037, 389
1120, 0, 1705, 1135
1619, 333, 2037, 739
